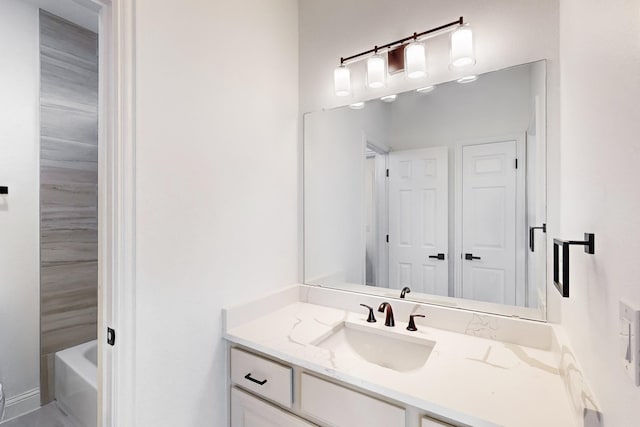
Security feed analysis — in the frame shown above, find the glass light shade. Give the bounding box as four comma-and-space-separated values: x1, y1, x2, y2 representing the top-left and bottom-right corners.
450, 25, 476, 68
349, 102, 365, 110
380, 94, 397, 103
405, 42, 426, 79
366, 54, 386, 88
334, 65, 351, 97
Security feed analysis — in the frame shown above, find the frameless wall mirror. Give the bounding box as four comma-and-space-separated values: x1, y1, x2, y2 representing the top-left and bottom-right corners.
304, 60, 548, 320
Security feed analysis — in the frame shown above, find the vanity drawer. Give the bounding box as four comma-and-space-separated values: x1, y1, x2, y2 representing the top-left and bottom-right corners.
230, 348, 293, 408
422, 416, 455, 427
300, 373, 405, 427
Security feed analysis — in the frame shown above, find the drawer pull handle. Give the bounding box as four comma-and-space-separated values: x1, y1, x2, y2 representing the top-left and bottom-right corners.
244, 373, 267, 386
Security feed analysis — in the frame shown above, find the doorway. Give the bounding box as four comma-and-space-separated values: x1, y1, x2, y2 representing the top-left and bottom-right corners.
0, 1, 134, 426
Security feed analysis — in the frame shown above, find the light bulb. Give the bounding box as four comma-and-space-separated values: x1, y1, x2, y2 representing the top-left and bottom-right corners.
366, 54, 386, 88
334, 65, 351, 97
380, 94, 397, 103
450, 25, 476, 68
405, 42, 426, 79
349, 102, 365, 110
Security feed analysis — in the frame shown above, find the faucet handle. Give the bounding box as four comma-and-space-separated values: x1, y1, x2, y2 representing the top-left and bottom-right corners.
359, 304, 377, 323
400, 286, 411, 299
407, 314, 426, 331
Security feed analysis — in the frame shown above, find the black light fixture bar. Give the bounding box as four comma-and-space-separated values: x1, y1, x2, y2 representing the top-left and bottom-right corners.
340, 16, 464, 65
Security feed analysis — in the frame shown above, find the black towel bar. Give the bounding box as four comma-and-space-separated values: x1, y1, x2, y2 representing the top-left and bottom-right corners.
553, 233, 595, 298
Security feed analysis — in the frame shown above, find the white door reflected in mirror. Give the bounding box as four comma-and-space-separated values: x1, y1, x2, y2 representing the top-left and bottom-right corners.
388, 147, 448, 296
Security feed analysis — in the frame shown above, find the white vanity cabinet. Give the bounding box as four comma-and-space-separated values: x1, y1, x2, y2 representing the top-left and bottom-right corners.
229, 346, 456, 427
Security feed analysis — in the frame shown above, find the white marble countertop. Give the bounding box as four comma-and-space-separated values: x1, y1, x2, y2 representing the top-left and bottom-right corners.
224, 301, 577, 427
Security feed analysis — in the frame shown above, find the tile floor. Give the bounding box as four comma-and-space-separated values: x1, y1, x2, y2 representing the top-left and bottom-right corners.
1, 403, 79, 427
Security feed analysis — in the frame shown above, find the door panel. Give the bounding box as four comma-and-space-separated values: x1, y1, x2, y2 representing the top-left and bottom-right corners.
389, 147, 448, 296
462, 141, 517, 305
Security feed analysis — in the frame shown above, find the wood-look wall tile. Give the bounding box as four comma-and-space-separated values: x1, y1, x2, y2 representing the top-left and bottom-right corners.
41, 105, 97, 144
40, 61, 97, 112
41, 139, 97, 167
41, 319, 97, 355
39, 10, 97, 66
41, 165, 98, 185
40, 354, 56, 404
40, 183, 97, 209
39, 11, 98, 403
40, 261, 98, 293
41, 244, 97, 264
41, 157, 97, 174
41, 288, 97, 318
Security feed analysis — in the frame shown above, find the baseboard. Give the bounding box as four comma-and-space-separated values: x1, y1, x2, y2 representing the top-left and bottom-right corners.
1, 388, 40, 423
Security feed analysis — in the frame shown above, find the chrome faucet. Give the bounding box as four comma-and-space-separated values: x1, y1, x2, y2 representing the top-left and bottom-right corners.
377, 302, 395, 327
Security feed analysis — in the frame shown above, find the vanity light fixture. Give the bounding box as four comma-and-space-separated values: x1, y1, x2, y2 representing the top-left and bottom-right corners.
380, 94, 397, 103
366, 53, 387, 88
334, 65, 351, 96
416, 85, 435, 93
349, 101, 365, 110
457, 75, 478, 84
334, 17, 473, 97
405, 41, 427, 79
450, 24, 476, 68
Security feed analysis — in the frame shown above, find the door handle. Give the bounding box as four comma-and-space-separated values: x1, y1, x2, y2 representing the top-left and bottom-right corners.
464, 253, 481, 260
428, 253, 445, 260
529, 223, 547, 252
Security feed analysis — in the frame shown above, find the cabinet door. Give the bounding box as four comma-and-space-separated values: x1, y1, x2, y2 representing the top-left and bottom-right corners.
300, 373, 405, 427
231, 388, 316, 427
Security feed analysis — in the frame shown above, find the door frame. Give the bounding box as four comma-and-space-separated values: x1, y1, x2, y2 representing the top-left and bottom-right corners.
77, 0, 136, 426
454, 134, 526, 305
363, 136, 389, 288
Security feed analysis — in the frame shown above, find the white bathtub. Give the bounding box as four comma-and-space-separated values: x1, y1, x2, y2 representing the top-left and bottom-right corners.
55, 340, 97, 427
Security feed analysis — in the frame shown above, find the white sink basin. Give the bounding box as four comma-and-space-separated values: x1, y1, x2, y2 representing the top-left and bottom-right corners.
313, 323, 435, 372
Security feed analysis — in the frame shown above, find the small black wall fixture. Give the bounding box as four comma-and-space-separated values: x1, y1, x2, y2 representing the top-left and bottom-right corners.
553, 233, 595, 298
0, 186, 8, 194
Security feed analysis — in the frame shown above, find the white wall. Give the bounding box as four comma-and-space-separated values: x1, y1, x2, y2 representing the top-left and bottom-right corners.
299, 0, 562, 320
387, 64, 532, 151
304, 101, 389, 287
559, 0, 640, 424
0, 0, 40, 417
133, 0, 299, 426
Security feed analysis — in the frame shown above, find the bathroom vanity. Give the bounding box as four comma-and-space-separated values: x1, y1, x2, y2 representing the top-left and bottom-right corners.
224, 285, 598, 427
